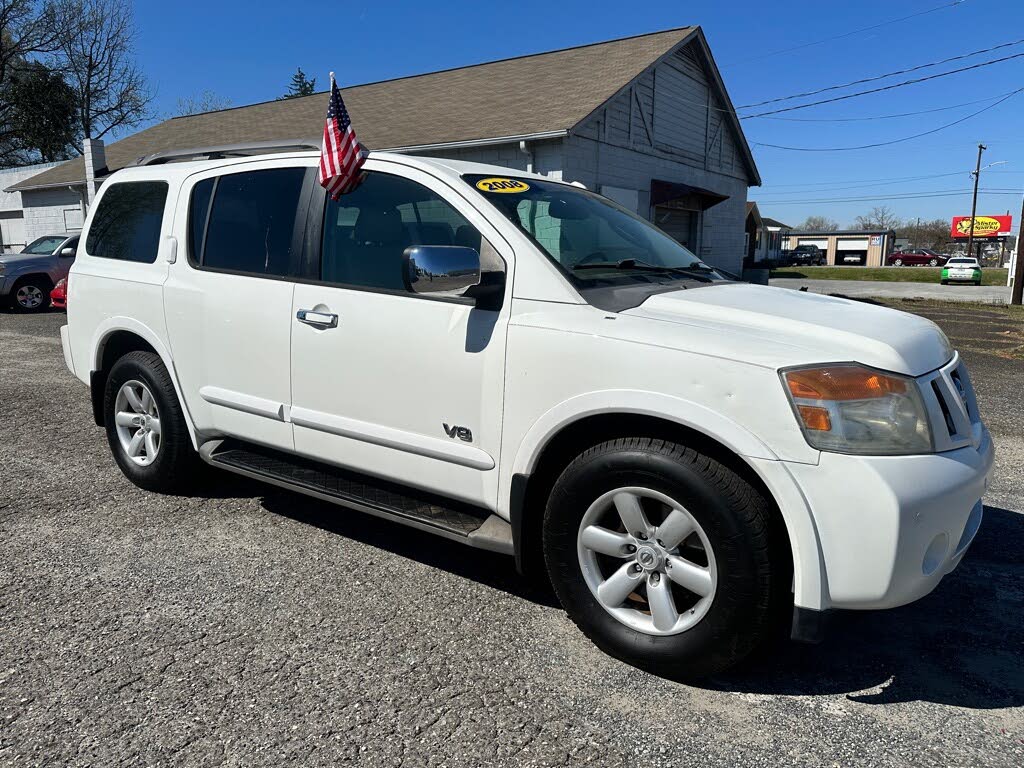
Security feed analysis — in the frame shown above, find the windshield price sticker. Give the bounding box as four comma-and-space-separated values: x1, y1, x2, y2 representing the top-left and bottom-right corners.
475, 177, 530, 194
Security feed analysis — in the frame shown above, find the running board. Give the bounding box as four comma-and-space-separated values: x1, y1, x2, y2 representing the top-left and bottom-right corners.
199, 440, 514, 555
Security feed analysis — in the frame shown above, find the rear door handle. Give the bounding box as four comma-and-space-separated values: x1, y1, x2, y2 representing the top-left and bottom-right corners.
296, 309, 339, 329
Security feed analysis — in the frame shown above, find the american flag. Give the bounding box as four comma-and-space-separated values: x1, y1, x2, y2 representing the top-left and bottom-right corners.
318, 73, 367, 199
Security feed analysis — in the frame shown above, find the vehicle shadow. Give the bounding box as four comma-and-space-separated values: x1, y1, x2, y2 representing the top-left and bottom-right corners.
253, 481, 1021, 709
258, 489, 560, 608
702, 504, 1024, 710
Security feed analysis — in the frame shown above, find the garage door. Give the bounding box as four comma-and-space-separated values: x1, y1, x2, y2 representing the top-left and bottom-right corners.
836, 238, 869, 250
798, 238, 829, 250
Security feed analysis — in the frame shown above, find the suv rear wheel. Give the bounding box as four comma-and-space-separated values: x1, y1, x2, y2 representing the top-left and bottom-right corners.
10, 275, 51, 312
543, 438, 784, 678
103, 351, 201, 493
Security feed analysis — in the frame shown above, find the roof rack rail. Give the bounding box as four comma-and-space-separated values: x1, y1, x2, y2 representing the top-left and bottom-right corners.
130, 138, 321, 167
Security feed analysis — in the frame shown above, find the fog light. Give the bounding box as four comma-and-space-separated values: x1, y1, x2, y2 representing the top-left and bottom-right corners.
922, 533, 949, 576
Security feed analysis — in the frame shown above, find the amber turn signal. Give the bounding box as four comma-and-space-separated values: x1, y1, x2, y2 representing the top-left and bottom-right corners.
797, 405, 832, 431
785, 366, 907, 401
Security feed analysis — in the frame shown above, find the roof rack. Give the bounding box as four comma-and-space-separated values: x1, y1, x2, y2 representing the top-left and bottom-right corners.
130, 138, 321, 167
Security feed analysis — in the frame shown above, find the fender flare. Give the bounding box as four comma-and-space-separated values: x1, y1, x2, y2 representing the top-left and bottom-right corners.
90, 317, 200, 449
504, 389, 828, 611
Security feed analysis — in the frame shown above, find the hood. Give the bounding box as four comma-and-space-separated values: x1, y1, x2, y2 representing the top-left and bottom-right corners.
0, 251, 51, 267
622, 284, 953, 377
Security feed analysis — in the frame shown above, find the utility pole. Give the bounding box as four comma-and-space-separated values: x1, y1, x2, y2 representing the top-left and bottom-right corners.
1012, 192, 1024, 305
966, 143, 986, 261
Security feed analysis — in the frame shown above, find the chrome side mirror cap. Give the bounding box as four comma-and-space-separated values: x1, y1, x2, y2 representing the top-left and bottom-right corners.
402, 245, 481, 298
59, 247, 76, 257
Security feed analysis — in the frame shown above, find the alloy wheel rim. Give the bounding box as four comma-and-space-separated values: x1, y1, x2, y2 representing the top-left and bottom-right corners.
113, 380, 161, 466
577, 487, 718, 636
16, 285, 43, 308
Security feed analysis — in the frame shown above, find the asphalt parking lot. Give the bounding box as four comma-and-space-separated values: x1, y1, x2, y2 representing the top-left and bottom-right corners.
2, 305, 1022, 768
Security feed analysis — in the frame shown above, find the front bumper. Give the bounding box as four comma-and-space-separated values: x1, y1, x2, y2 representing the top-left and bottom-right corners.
786, 426, 993, 610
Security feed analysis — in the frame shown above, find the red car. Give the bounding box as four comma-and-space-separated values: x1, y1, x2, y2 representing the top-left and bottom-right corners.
886, 249, 949, 267
50, 277, 67, 310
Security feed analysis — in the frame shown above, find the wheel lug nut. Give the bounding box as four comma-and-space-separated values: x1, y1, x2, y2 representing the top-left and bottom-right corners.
637, 533, 647, 540
656, 539, 664, 547
626, 544, 636, 553
650, 573, 660, 585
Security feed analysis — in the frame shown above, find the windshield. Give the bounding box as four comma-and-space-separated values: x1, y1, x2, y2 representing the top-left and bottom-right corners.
948, 258, 978, 265
464, 174, 726, 286
22, 236, 65, 255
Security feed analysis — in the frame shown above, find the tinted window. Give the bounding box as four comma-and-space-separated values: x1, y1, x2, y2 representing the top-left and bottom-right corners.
201, 168, 306, 276
321, 172, 483, 291
86, 182, 168, 262
189, 177, 215, 264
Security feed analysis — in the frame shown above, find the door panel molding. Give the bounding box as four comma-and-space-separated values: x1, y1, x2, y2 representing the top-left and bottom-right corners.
199, 385, 289, 421
290, 405, 495, 470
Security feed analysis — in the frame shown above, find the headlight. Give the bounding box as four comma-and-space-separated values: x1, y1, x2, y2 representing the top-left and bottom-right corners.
781, 364, 932, 455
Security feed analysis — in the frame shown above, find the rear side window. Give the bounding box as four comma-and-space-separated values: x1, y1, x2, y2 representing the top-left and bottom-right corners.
192, 168, 306, 277
86, 182, 168, 262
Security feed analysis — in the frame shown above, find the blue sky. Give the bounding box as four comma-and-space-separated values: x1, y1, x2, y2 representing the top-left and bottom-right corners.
133, 0, 1024, 231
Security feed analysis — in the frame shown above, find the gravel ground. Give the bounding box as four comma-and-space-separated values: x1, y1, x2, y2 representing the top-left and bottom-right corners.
769, 278, 1011, 304
1, 307, 1022, 768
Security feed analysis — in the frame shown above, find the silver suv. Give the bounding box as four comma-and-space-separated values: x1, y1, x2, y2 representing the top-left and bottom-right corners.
0, 234, 79, 312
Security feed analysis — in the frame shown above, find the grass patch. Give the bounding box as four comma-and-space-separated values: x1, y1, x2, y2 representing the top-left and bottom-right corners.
771, 266, 1008, 286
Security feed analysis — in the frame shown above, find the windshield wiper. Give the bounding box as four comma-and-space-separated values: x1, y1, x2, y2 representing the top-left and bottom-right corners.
573, 258, 713, 281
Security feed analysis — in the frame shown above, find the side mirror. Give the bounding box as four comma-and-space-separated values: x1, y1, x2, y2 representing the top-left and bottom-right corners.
60, 247, 76, 257
402, 245, 482, 298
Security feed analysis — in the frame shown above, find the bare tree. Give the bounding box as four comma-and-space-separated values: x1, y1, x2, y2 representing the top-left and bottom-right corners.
174, 90, 232, 117
798, 215, 839, 232
854, 206, 901, 231
55, 0, 150, 143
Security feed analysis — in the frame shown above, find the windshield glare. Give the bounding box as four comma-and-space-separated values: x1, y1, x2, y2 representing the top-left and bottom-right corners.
23, 236, 65, 255
465, 174, 721, 282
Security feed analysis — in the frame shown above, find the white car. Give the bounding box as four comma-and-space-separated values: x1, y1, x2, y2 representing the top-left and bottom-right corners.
60, 144, 993, 677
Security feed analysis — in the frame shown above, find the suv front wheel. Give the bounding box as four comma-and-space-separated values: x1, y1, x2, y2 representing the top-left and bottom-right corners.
543, 438, 785, 678
103, 351, 201, 493
9, 275, 52, 312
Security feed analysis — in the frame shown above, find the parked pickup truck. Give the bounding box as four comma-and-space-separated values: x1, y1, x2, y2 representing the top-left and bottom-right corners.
60, 145, 993, 678
785, 244, 826, 266
1, 233, 79, 312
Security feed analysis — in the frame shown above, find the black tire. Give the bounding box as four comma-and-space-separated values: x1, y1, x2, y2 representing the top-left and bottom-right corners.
893, 259, 903, 267
9, 275, 52, 313
974, 281, 981, 286
941, 280, 948, 285
929, 259, 939, 266
103, 350, 202, 493
543, 438, 785, 679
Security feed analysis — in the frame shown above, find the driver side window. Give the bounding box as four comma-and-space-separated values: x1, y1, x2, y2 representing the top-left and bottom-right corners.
321, 172, 487, 292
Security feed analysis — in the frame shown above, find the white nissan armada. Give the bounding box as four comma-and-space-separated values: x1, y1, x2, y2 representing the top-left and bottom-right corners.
61, 143, 993, 677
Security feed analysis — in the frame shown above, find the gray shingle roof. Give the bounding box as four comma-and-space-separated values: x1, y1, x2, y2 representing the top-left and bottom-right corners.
10, 27, 700, 192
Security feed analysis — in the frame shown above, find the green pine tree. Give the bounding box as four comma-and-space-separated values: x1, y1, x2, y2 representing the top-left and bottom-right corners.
281, 68, 317, 99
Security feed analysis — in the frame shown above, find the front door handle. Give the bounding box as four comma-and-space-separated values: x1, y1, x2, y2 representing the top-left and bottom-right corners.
296, 309, 339, 329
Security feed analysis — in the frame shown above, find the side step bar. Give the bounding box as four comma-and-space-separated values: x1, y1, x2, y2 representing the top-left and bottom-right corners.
199, 439, 514, 555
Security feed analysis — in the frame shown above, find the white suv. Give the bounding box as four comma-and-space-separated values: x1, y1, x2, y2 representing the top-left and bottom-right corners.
61, 145, 993, 677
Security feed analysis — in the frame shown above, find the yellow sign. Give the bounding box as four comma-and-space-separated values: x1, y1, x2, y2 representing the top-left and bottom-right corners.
475, 177, 530, 194
954, 216, 1001, 236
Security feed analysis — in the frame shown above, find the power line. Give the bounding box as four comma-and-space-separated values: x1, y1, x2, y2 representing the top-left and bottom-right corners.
758, 189, 1023, 206
759, 170, 984, 191
740, 52, 1024, 118
737, 38, 1024, 110
721, 0, 966, 68
757, 91, 1019, 122
751, 89, 1022, 151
